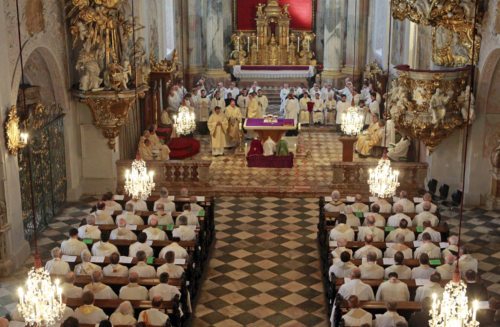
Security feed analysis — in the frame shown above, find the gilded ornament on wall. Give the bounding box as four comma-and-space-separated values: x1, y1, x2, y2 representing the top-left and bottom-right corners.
5, 105, 27, 155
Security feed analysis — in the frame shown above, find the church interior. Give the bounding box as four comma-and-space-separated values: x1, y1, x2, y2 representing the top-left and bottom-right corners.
0, 0, 499, 326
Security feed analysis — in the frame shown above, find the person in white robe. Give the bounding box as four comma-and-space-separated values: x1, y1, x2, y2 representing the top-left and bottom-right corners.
341, 295, 373, 327
263, 136, 276, 156
207, 106, 228, 156
144, 217, 167, 241
61, 272, 84, 299
45, 247, 71, 275
329, 251, 356, 279
257, 89, 269, 116
78, 215, 101, 240
417, 222, 441, 242
60, 228, 88, 256
411, 253, 436, 279
442, 235, 459, 258
385, 219, 416, 242
249, 81, 261, 94
312, 93, 325, 124
168, 88, 181, 110
74, 292, 108, 324
149, 272, 182, 301
371, 197, 392, 214
110, 301, 137, 326
284, 93, 300, 122
237, 88, 249, 118
350, 194, 369, 213
364, 205, 386, 227
157, 250, 185, 278
324, 190, 346, 212
414, 272, 444, 302
129, 233, 154, 258
153, 187, 176, 212
103, 252, 129, 277
331, 238, 353, 261
210, 90, 226, 114
93, 202, 114, 225
225, 82, 240, 99
414, 233, 441, 259
413, 202, 439, 227
337, 268, 375, 301
149, 204, 174, 226
376, 272, 410, 301
138, 297, 170, 325
117, 203, 145, 226
385, 119, 396, 145
298, 92, 311, 125
129, 251, 157, 278
172, 215, 196, 241
75, 250, 102, 276
359, 252, 385, 279
388, 136, 411, 161
415, 194, 437, 213
387, 204, 412, 227
458, 248, 478, 278
369, 92, 380, 117
189, 198, 204, 215
110, 218, 138, 241
321, 84, 335, 102
354, 235, 383, 259
225, 100, 242, 148
384, 234, 413, 259
102, 192, 122, 212
159, 242, 188, 260
119, 272, 149, 300
335, 94, 350, 126
384, 252, 412, 279
279, 83, 290, 115
126, 198, 148, 212
436, 255, 456, 280
357, 215, 384, 242
324, 95, 336, 126
177, 203, 200, 227
373, 302, 407, 327
329, 215, 355, 241
394, 191, 415, 213
91, 232, 119, 257
83, 270, 118, 299
196, 89, 211, 131
344, 206, 361, 227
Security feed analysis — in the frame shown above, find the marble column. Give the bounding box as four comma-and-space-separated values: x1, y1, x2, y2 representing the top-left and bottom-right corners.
321, 0, 346, 85
342, 0, 369, 78
315, 0, 325, 63
205, 0, 228, 80
186, 0, 204, 86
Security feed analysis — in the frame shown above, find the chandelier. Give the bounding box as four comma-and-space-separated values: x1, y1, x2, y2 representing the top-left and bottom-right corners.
430, 279, 479, 327
368, 154, 400, 198
341, 106, 365, 136
174, 106, 196, 136
124, 158, 155, 200
17, 268, 65, 326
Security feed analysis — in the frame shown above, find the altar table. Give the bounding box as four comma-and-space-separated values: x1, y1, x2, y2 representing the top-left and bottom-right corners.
244, 118, 297, 142
232, 65, 316, 79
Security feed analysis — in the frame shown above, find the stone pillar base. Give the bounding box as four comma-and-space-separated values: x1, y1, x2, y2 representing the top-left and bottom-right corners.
321, 70, 349, 88
205, 69, 230, 81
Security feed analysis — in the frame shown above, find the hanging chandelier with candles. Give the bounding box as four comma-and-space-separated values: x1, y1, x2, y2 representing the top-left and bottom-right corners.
17, 268, 65, 326
368, 154, 400, 198
124, 158, 155, 200
341, 106, 365, 136
174, 105, 196, 136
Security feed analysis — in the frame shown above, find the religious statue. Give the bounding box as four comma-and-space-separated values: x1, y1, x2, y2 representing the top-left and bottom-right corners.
457, 85, 476, 123
256, 3, 265, 18
429, 88, 452, 126
269, 35, 279, 65
76, 44, 103, 91
104, 61, 131, 91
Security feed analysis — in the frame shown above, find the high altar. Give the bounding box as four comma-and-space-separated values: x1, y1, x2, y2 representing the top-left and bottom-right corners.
229, 0, 317, 79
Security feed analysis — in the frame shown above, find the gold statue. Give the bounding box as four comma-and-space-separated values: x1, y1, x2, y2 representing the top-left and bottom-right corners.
269, 35, 279, 65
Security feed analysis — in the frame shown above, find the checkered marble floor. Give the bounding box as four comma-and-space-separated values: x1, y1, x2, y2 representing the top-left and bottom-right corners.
191, 197, 329, 327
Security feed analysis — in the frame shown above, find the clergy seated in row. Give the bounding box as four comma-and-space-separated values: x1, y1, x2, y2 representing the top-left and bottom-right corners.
337, 268, 375, 301
129, 233, 154, 257
102, 192, 123, 212
376, 272, 410, 302
371, 197, 392, 214
172, 215, 196, 241
329, 251, 356, 279
341, 295, 373, 327
359, 252, 384, 279
298, 92, 311, 125
345, 207, 361, 227
414, 233, 441, 259
110, 218, 138, 241
413, 202, 439, 227
414, 272, 444, 302
373, 302, 407, 327
386, 219, 416, 242
417, 221, 441, 242
61, 228, 88, 256
263, 137, 276, 156
78, 215, 100, 240
144, 217, 167, 240
75, 250, 102, 276
45, 246, 71, 275
442, 235, 459, 258
329, 215, 355, 241
159, 242, 188, 260
74, 291, 108, 324
388, 136, 411, 162
138, 130, 170, 160
126, 197, 148, 212
385, 251, 412, 279
354, 235, 383, 259
91, 232, 119, 257
395, 191, 415, 213
176, 203, 200, 227
387, 204, 412, 227
93, 202, 114, 225
149, 272, 181, 301
117, 203, 144, 225
157, 251, 185, 278
119, 272, 148, 300
416, 193, 438, 213
458, 247, 479, 278
129, 250, 156, 278
110, 301, 137, 326
138, 296, 170, 325
148, 203, 174, 225
351, 194, 369, 213
357, 215, 384, 242
436, 255, 456, 280
83, 270, 118, 299
324, 190, 346, 213
385, 234, 413, 259
411, 253, 435, 279
153, 187, 176, 212
103, 252, 129, 277
362, 204, 386, 227
331, 238, 353, 261
61, 272, 84, 299
355, 114, 384, 157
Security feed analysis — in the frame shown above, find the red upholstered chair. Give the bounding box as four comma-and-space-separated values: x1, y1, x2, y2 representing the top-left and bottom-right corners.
167, 137, 201, 159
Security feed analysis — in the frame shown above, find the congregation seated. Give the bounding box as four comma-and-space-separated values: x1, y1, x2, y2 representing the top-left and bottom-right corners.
75, 250, 102, 276
138, 296, 170, 325
415, 194, 437, 213
385, 251, 412, 280
341, 295, 373, 327
189, 197, 204, 214
345, 206, 361, 227
350, 194, 369, 213
363, 204, 386, 227
442, 235, 459, 257
61, 228, 88, 256
45, 246, 71, 275
138, 130, 170, 161
386, 219, 416, 242
103, 252, 129, 277
465, 270, 489, 302
177, 203, 199, 227
458, 247, 479, 278
93, 202, 114, 225
357, 215, 384, 242
331, 238, 353, 260
172, 215, 196, 241
78, 215, 101, 239
416, 221, 441, 242
109, 301, 137, 326
159, 242, 188, 260
324, 190, 346, 212
129, 232, 154, 257
125, 198, 148, 214
117, 203, 144, 226
394, 191, 415, 213
354, 235, 383, 259
83, 270, 118, 299
148, 203, 174, 225
411, 254, 435, 279
370, 197, 392, 214
149, 272, 181, 301
129, 251, 156, 278
144, 217, 167, 241
376, 272, 410, 302
102, 192, 123, 212
373, 301, 407, 327
74, 291, 108, 324
385, 234, 413, 259
91, 232, 119, 257
329, 251, 356, 279
338, 268, 375, 301
413, 202, 439, 227
119, 272, 148, 300
414, 233, 441, 259
153, 187, 176, 212
61, 272, 84, 299
387, 204, 412, 227
414, 272, 443, 302
110, 218, 138, 241
157, 251, 185, 278
359, 252, 384, 279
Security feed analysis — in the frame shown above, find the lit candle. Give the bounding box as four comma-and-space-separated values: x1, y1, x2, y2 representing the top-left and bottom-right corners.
257, 37, 259, 51
125, 169, 130, 180
472, 300, 478, 321
297, 36, 300, 52
20, 132, 28, 144
245, 142, 247, 154
247, 36, 250, 53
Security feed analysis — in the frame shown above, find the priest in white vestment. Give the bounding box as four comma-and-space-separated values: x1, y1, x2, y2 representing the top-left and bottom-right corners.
83, 270, 118, 299
61, 228, 88, 256
363, 205, 386, 227
344, 206, 361, 227
415, 194, 437, 213
207, 106, 228, 156
357, 215, 384, 242
257, 89, 269, 116
148, 203, 174, 226
284, 93, 300, 122
75, 250, 102, 276
78, 215, 101, 240
110, 217, 138, 241
384, 234, 413, 259
371, 197, 392, 213
337, 268, 375, 301
159, 242, 188, 260
117, 203, 145, 225
61, 272, 83, 299
157, 250, 185, 278
331, 238, 353, 261
129, 232, 154, 258
341, 295, 373, 327
324, 190, 346, 212
350, 194, 369, 213
138, 297, 170, 325
298, 92, 311, 125
209, 90, 225, 114
74, 292, 108, 324
103, 252, 129, 277
359, 252, 384, 279
414, 233, 441, 259
126, 197, 148, 212
458, 248, 478, 278
373, 302, 407, 327
102, 192, 122, 212
329, 215, 355, 241
110, 301, 137, 326
436, 255, 456, 280
384, 252, 412, 279
279, 84, 290, 114
144, 217, 167, 241
354, 235, 383, 259
149, 272, 181, 301
385, 219, 416, 242
376, 272, 410, 301
335, 94, 350, 125
388, 136, 411, 161
93, 202, 114, 225
177, 203, 199, 227
172, 215, 196, 241
91, 233, 119, 257
394, 191, 415, 213
225, 100, 242, 148
328, 251, 356, 279
414, 272, 444, 301
312, 93, 325, 124
237, 89, 249, 117
387, 204, 412, 227
154, 187, 176, 212
129, 251, 157, 278
45, 247, 71, 275
119, 272, 149, 300
417, 222, 441, 242
413, 202, 439, 226
411, 254, 436, 279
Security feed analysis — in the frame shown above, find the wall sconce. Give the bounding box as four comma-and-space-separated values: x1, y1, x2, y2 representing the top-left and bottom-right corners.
5, 105, 28, 155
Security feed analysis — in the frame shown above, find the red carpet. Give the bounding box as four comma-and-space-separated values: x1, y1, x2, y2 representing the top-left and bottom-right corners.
167, 137, 200, 159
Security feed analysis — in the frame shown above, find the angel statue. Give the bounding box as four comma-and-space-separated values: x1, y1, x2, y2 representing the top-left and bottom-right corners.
104, 60, 131, 91
429, 88, 451, 126
457, 85, 476, 124
76, 44, 103, 91
256, 3, 265, 18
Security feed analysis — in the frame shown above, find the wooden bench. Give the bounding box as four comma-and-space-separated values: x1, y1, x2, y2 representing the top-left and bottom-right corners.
329, 240, 443, 251
325, 224, 449, 238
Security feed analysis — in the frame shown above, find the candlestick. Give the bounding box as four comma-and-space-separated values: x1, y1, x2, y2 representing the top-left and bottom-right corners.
257, 36, 259, 51
247, 36, 250, 53
297, 36, 300, 52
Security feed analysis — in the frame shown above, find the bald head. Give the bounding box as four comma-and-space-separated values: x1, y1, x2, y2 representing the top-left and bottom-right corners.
395, 233, 405, 244
365, 215, 375, 226
128, 271, 139, 283
355, 194, 363, 202
331, 190, 340, 200
86, 215, 96, 225
448, 235, 459, 245
394, 204, 403, 213
399, 191, 408, 199
444, 254, 455, 265
350, 268, 361, 279
65, 272, 76, 284
423, 193, 432, 202
117, 217, 127, 227
423, 201, 432, 211
91, 270, 103, 283
364, 234, 374, 244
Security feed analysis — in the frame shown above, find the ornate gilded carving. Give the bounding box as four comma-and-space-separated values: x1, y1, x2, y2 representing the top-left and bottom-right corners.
150, 50, 182, 76
5, 106, 28, 155
387, 65, 473, 152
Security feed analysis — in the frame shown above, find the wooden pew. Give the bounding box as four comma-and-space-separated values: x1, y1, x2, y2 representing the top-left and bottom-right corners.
329, 240, 443, 250
324, 224, 449, 238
